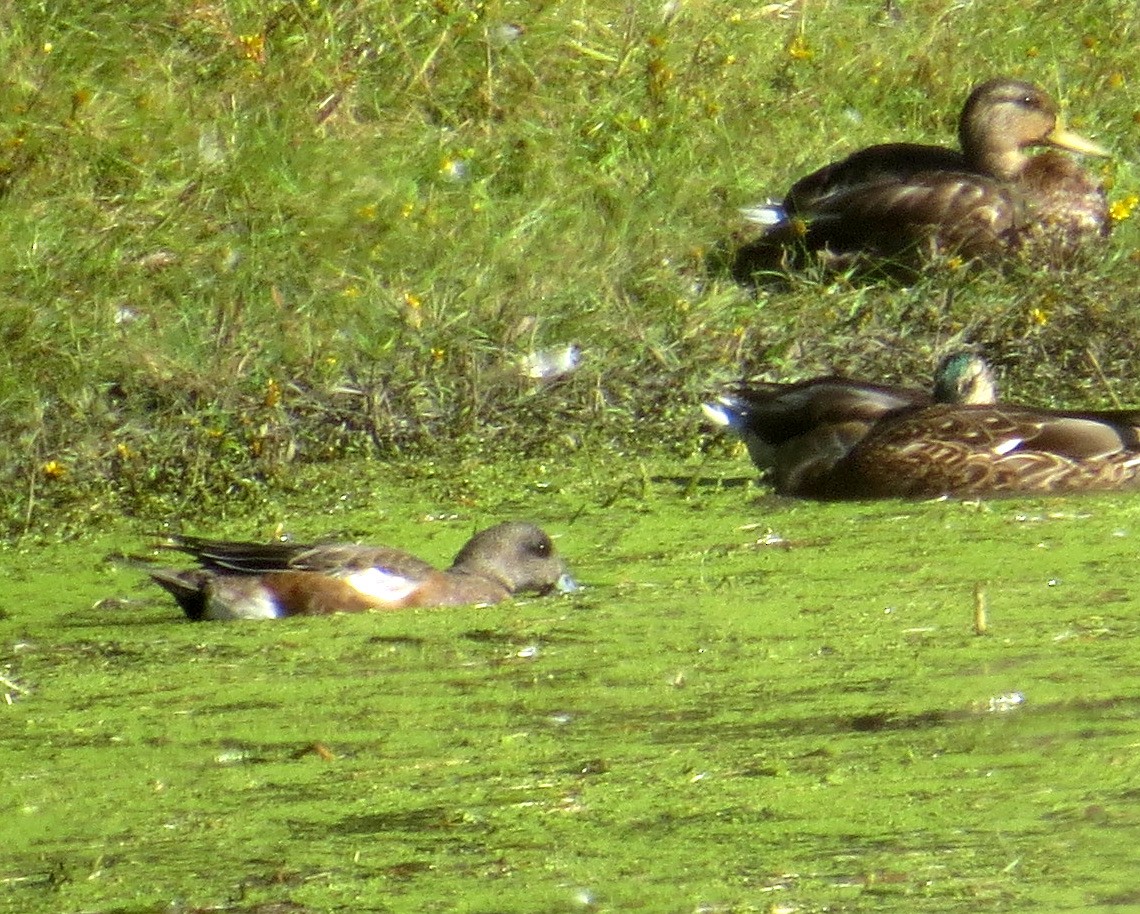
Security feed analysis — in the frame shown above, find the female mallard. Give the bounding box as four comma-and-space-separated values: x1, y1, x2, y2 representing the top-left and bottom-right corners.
706, 355, 1140, 499
732, 78, 1110, 277
817, 401, 1140, 500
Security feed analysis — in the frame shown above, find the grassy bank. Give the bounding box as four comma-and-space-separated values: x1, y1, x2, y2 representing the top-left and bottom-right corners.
2, 0, 1139, 537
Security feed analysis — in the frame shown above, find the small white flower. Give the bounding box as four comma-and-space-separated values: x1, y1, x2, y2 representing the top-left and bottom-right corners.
488, 22, 524, 46
440, 158, 469, 182
986, 692, 1025, 713
522, 344, 581, 380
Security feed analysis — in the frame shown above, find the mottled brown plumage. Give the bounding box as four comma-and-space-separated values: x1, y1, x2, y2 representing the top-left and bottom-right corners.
813, 403, 1140, 500
704, 352, 995, 477
705, 354, 1140, 499
733, 79, 1110, 277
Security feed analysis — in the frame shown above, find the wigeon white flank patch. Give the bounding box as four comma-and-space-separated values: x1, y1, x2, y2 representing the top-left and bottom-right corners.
344, 567, 420, 603
206, 588, 283, 621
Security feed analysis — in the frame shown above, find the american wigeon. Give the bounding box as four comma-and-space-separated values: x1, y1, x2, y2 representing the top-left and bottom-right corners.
733, 78, 1110, 277
148, 522, 576, 620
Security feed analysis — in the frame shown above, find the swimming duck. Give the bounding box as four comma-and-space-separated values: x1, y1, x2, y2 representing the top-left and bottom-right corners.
732, 78, 1110, 277
147, 522, 576, 620
706, 355, 1140, 499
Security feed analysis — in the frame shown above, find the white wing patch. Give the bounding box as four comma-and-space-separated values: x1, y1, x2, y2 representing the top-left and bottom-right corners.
992, 437, 1024, 456
344, 567, 419, 603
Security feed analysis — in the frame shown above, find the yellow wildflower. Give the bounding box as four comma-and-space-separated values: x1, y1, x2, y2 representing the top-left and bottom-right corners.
403, 292, 423, 329
1109, 194, 1139, 224
238, 33, 265, 63
787, 34, 812, 61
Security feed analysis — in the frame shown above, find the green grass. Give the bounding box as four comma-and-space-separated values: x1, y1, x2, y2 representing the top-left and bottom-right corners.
2, 0, 1140, 537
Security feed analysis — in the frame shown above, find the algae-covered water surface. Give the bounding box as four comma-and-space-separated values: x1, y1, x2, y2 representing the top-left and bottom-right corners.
3, 455, 1140, 913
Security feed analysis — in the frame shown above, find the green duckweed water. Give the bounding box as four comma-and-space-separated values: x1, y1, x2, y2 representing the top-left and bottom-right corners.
3, 454, 1140, 913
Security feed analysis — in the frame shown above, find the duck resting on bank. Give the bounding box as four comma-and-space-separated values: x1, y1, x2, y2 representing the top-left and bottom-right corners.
704, 351, 995, 481
732, 78, 1111, 278
705, 353, 1140, 499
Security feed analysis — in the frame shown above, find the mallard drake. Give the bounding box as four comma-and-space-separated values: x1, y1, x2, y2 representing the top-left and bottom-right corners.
704, 350, 996, 479
706, 355, 1140, 499
146, 522, 576, 620
732, 78, 1110, 277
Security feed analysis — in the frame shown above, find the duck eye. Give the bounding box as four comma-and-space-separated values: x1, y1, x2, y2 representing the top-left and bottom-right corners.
531, 538, 552, 557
